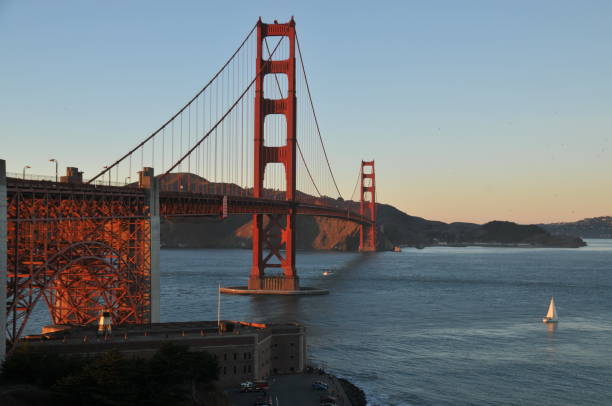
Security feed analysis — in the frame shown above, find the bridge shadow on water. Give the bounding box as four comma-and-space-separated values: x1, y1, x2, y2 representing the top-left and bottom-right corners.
242, 252, 375, 325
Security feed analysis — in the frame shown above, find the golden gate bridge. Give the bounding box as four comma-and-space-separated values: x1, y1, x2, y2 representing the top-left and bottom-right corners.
0, 18, 376, 357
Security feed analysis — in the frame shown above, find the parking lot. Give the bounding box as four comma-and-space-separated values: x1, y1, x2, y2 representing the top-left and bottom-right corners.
225, 372, 351, 406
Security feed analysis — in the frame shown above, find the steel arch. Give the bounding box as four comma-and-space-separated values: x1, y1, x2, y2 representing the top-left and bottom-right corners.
7, 241, 146, 345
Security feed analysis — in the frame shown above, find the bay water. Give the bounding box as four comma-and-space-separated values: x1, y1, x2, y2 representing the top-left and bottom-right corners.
27, 239, 612, 405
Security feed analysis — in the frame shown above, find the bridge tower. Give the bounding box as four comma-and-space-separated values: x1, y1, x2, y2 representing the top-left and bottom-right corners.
249, 18, 299, 291
359, 160, 377, 252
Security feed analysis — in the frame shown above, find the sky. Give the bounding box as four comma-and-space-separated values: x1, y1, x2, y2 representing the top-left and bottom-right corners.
1, 0, 611, 224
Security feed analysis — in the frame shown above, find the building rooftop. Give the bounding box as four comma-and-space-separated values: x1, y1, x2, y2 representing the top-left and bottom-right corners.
19, 320, 303, 352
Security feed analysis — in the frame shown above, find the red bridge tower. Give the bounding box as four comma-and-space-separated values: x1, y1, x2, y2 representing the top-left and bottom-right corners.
249, 18, 299, 291
359, 160, 377, 252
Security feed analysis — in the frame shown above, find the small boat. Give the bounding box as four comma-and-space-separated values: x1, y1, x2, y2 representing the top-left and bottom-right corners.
322, 269, 335, 276
392, 246, 401, 252
542, 297, 558, 323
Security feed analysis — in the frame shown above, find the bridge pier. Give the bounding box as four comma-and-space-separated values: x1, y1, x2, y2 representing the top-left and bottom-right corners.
248, 275, 300, 291
139, 168, 161, 323
0, 160, 7, 361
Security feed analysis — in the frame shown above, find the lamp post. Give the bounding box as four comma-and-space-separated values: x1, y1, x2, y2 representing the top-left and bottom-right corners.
103, 166, 110, 186
49, 158, 58, 182
22, 165, 31, 179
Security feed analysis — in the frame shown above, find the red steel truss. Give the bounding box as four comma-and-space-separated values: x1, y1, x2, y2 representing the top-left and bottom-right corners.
3, 175, 374, 345
1, 18, 379, 348
359, 161, 377, 252
249, 18, 299, 291
160, 192, 371, 222
5, 179, 151, 344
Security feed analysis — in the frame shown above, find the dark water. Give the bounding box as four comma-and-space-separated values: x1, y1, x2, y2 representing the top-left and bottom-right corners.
28, 240, 612, 405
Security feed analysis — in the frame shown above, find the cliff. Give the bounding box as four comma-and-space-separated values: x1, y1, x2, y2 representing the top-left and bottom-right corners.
161, 215, 363, 251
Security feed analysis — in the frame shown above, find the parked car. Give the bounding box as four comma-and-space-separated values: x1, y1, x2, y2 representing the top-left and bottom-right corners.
240, 381, 254, 392
253, 380, 269, 392
312, 381, 329, 391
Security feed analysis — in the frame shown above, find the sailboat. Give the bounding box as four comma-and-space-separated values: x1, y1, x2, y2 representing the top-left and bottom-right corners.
542, 297, 558, 323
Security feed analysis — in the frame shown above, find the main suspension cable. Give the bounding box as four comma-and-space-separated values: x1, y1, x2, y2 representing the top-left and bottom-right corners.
350, 165, 361, 202
162, 36, 285, 177
88, 22, 258, 184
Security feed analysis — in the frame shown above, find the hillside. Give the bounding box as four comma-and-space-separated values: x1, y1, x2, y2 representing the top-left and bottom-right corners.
155, 173, 585, 250
540, 217, 612, 239
160, 203, 586, 250
374, 205, 585, 249
161, 215, 362, 251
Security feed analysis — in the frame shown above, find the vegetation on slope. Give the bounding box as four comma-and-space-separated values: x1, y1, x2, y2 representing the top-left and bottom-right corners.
0, 343, 218, 406
160, 201, 585, 250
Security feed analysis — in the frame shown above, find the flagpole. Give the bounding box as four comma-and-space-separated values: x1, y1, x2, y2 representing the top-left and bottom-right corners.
217, 283, 221, 330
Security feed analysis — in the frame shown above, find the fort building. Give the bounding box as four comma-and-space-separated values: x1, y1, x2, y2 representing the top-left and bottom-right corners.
18, 320, 306, 387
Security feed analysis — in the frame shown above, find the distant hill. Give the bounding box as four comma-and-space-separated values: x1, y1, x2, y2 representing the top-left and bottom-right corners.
156, 173, 585, 250
540, 216, 612, 239
375, 204, 585, 249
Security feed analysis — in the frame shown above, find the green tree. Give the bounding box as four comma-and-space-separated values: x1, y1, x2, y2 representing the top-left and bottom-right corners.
1, 342, 219, 406
0, 345, 81, 388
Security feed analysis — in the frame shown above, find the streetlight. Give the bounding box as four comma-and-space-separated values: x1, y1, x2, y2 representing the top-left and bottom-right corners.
22, 165, 31, 179
49, 158, 58, 182
103, 166, 110, 186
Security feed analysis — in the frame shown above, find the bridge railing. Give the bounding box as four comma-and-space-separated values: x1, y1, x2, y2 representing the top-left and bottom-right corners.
7, 172, 128, 187
155, 178, 357, 209
86, 178, 132, 188
6, 173, 366, 222
7, 172, 56, 182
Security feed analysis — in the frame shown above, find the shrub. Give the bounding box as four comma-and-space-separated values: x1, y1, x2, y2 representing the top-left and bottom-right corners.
1, 342, 218, 406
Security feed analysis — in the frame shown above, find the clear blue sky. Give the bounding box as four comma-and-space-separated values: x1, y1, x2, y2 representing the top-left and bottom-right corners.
1, 0, 611, 223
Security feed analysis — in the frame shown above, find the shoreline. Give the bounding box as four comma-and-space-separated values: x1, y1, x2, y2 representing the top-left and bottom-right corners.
161, 240, 587, 251
410, 242, 587, 249
338, 377, 367, 406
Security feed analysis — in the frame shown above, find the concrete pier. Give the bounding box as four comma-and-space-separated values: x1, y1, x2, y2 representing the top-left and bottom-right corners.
248, 275, 300, 291
226, 275, 327, 295
220, 286, 328, 295
0, 160, 7, 361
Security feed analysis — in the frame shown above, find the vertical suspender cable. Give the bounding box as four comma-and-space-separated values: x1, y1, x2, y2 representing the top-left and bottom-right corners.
88, 23, 257, 184
295, 33, 343, 199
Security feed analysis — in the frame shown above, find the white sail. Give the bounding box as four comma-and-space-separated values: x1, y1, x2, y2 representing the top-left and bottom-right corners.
545, 297, 558, 321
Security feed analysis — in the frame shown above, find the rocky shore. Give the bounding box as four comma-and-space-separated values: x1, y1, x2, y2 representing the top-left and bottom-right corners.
338, 377, 367, 406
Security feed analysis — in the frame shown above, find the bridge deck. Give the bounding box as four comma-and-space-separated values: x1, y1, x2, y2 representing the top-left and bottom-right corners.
5, 177, 372, 225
